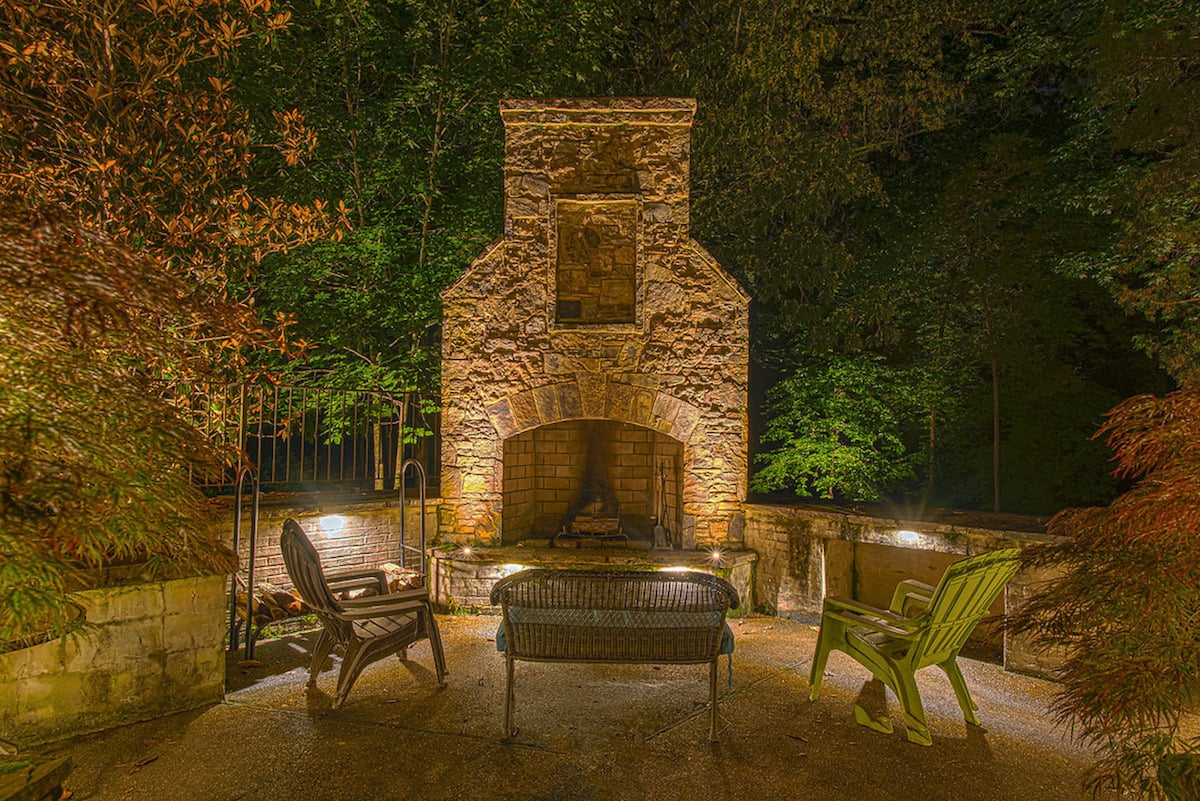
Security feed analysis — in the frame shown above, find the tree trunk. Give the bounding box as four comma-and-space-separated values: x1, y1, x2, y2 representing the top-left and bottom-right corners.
394, 396, 409, 493
981, 298, 1001, 513
991, 352, 1000, 513
928, 406, 936, 494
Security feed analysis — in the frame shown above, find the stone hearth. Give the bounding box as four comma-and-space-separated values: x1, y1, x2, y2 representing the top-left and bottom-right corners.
439, 98, 750, 549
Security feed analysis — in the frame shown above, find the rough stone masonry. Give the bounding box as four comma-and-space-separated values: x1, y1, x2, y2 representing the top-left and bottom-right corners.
439, 98, 750, 549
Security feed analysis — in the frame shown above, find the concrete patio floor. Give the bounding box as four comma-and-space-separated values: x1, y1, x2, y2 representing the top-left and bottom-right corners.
47, 614, 1097, 801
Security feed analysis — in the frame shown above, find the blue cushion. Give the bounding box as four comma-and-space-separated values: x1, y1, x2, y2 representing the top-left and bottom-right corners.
496, 621, 734, 654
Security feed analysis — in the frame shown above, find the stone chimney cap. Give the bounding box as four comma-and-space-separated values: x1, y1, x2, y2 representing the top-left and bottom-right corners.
500, 97, 696, 126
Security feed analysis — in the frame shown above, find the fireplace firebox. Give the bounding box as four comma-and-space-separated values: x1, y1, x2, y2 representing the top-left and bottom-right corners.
502, 419, 682, 548
440, 98, 750, 550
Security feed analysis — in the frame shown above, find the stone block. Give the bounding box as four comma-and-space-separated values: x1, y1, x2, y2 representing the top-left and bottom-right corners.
532, 383, 562, 423
82, 583, 163, 625
486, 399, 517, 439
576, 374, 607, 417
16, 672, 85, 721
509, 390, 541, 432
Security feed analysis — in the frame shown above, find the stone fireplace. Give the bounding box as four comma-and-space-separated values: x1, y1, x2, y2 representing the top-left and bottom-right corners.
439, 98, 750, 550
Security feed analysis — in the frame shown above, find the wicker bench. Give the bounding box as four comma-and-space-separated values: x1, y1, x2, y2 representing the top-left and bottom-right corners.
490, 568, 739, 741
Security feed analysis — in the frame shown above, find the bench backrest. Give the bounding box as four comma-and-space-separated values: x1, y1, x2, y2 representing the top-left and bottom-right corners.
490, 569, 738, 664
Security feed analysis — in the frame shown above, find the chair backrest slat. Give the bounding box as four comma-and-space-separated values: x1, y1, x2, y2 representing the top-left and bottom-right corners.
280, 518, 344, 618
911, 548, 1020, 668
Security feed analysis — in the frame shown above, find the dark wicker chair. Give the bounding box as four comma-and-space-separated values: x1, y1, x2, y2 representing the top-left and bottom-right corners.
280, 518, 446, 708
491, 568, 739, 741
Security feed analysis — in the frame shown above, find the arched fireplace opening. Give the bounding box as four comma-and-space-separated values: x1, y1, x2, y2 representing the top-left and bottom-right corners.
501, 420, 682, 548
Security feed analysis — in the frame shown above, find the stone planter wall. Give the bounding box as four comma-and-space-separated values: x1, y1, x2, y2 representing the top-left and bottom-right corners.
0, 574, 225, 747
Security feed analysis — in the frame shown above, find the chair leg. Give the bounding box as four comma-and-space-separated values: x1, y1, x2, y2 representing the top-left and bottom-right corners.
708, 659, 720, 743
808, 616, 839, 700
308, 629, 336, 687
424, 608, 448, 686
941, 657, 981, 726
333, 640, 372, 709
853, 702, 895, 734
892, 669, 932, 746
503, 655, 516, 739
852, 678, 894, 734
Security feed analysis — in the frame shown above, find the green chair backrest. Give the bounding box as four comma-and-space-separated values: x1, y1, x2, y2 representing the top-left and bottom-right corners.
910, 548, 1021, 669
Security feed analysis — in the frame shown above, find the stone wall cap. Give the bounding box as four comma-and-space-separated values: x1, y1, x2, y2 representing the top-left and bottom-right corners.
746, 500, 1059, 543
501, 97, 696, 126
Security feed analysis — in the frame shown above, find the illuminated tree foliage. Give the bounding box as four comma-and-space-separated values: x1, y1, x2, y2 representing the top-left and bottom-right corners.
237, 0, 635, 395
752, 357, 918, 501
634, 0, 1162, 514
0, 0, 340, 644
0, 206, 249, 646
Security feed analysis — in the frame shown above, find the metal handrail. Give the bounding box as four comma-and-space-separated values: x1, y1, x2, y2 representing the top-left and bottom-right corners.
226, 465, 260, 660
397, 458, 427, 576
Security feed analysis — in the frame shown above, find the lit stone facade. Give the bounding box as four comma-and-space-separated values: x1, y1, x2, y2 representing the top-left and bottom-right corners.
440, 98, 750, 548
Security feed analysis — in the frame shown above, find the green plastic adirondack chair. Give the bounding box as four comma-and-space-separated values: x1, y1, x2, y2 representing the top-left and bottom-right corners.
808, 547, 1021, 746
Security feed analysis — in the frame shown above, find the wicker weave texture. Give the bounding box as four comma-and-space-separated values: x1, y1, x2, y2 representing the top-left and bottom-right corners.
491, 569, 737, 664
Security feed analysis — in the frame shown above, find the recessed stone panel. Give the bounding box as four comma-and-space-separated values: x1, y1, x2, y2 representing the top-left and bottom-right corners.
555, 200, 638, 326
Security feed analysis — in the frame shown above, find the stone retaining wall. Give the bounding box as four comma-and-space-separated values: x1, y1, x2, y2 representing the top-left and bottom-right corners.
743, 503, 1063, 677
0, 574, 225, 746
214, 495, 1064, 678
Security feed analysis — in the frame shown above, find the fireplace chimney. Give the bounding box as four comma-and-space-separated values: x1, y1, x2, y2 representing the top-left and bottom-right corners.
440, 98, 751, 550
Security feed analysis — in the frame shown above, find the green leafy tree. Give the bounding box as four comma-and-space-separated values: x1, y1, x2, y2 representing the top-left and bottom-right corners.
238, 0, 633, 384
233, 0, 638, 482
753, 357, 918, 500
625, 0, 980, 367
656, 0, 1156, 512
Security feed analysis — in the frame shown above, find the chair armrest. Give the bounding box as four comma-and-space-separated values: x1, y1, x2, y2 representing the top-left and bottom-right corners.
326, 569, 389, 595
822, 596, 922, 638
337, 591, 431, 620
888, 579, 935, 616
340, 586, 429, 606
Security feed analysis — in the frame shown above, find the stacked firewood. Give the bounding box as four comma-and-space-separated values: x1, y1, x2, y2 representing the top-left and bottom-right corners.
381, 562, 423, 592
235, 582, 310, 628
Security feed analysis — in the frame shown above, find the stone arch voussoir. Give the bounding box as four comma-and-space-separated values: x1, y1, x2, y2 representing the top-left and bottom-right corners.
485, 379, 701, 444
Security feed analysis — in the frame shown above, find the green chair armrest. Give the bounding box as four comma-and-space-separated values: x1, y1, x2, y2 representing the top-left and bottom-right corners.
822, 596, 923, 637
889, 579, 935, 616
337, 592, 430, 620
